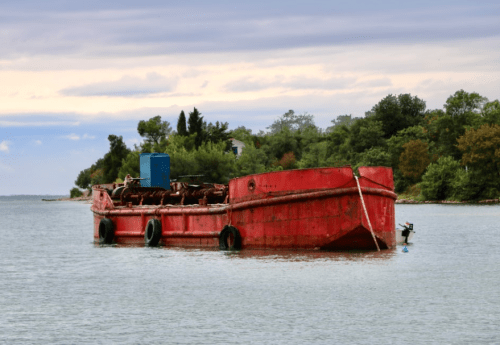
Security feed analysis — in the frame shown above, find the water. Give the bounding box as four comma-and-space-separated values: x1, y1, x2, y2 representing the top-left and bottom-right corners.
1, 197, 499, 344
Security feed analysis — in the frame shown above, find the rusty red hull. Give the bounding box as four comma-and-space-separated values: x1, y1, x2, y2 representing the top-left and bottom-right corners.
91, 166, 397, 250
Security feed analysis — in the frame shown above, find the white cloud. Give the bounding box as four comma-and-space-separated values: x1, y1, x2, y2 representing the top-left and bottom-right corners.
0, 140, 11, 153
224, 76, 357, 92
63, 133, 80, 140
34, 140, 42, 145
60, 133, 95, 140
0, 120, 81, 127
60, 73, 178, 97
0, 34, 498, 133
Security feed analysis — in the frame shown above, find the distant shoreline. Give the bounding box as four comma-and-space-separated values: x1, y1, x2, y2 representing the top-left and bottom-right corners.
42, 196, 92, 203
396, 198, 500, 204
40, 195, 500, 205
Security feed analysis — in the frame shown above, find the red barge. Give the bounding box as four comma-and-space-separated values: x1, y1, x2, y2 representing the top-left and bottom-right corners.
91, 158, 397, 251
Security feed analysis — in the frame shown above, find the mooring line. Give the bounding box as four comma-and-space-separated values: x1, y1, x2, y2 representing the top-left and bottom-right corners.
355, 175, 380, 251
227, 205, 232, 226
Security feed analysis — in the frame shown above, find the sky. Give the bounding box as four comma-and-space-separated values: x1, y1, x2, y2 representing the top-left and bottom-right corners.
1, 0, 499, 195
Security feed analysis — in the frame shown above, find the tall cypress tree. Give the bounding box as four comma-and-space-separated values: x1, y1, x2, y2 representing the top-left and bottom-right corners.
177, 110, 188, 136
188, 107, 204, 148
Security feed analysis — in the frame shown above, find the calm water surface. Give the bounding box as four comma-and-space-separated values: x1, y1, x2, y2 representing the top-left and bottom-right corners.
0, 197, 499, 344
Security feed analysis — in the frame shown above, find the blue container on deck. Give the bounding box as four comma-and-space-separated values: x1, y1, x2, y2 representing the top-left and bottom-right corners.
140, 153, 170, 190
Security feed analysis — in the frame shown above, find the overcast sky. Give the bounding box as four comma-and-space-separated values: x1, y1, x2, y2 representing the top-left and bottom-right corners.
1, 0, 499, 195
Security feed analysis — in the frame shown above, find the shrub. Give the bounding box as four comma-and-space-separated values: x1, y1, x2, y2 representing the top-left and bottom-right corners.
70, 187, 83, 198
193, 141, 236, 183
353, 147, 391, 171
419, 156, 460, 200
394, 169, 413, 194
235, 144, 267, 176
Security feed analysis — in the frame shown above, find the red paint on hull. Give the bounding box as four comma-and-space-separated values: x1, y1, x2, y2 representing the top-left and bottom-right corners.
91, 166, 397, 250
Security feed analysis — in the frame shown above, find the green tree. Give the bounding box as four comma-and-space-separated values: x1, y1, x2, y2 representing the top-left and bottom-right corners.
372, 94, 426, 138
164, 145, 197, 180
176, 110, 188, 136
353, 147, 391, 171
419, 156, 460, 200
229, 126, 255, 145
327, 114, 361, 131
164, 134, 236, 182
457, 124, 500, 180
188, 107, 204, 148
388, 134, 432, 193
291, 125, 328, 169
235, 143, 267, 176
364, 110, 376, 118
262, 126, 299, 162
137, 115, 172, 146
450, 169, 486, 201
425, 90, 486, 160
118, 151, 141, 179
204, 121, 231, 149
325, 124, 351, 166
444, 89, 487, 118
75, 168, 92, 189
70, 187, 83, 198
102, 135, 131, 183
82, 158, 105, 186
297, 130, 330, 169
167, 133, 197, 152
423, 109, 458, 158
297, 125, 323, 151
386, 126, 430, 170
297, 141, 328, 169
193, 141, 236, 183
481, 100, 500, 125
267, 110, 316, 134
90, 168, 105, 186
398, 94, 427, 125
347, 117, 386, 154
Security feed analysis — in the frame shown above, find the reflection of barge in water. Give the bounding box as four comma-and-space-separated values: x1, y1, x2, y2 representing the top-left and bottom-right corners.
91, 154, 397, 251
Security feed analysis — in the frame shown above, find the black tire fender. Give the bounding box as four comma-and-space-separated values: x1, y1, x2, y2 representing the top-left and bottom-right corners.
144, 219, 162, 246
219, 225, 242, 250
99, 218, 114, 244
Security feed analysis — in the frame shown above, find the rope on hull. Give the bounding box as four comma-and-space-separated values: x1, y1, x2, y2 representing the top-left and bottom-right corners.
355, 176, 380, 251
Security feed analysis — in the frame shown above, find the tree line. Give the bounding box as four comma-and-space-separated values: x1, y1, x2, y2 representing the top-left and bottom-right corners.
71, 90, 500, 202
